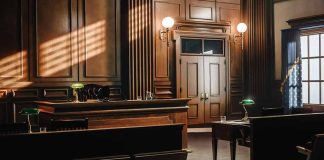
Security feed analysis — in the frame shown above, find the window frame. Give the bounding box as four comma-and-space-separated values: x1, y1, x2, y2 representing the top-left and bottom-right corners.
301, 28, 324, 105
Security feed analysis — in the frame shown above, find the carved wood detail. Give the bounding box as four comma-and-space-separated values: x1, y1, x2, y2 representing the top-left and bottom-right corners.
12, 89, 39, 98
216, 0, 240, 4
242, 0, 275, 108
186, 0, 216, 22
127, 0, 154, 99
43, 88, 69, 98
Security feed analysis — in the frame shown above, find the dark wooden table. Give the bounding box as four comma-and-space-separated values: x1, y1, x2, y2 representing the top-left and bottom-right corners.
211, 120, 249, 160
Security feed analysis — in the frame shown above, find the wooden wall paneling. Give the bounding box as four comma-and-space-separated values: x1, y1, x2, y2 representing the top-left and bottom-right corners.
215, 1, 243, 118
30, 0, 78, 82
0, 0, 28, 88
128, 0, 154, 99
43, 88, 69, 98
216, 2, 240, 33
0, 102, 8, 124
216, 0, 240, 4
12, 89, 39, 99
186, 0, 216, 22
242, 0, 275, 113
79, 0, 120, 82
109, 87, 122, 100
154, 0, 185, 99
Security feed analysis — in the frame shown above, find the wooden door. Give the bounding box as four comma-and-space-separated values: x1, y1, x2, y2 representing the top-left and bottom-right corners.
204, 56, 226, 123
180, 56, 205, 124
180, 55, 226, 124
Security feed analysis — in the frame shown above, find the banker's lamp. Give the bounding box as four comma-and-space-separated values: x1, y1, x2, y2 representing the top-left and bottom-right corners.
71, 82, 84, 103
160, 16, 174, 46
236, 22, 247, 50
20, 108, 40, 133
240, 98, 255, 121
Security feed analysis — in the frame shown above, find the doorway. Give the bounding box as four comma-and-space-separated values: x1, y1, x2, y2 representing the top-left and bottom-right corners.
175, 35, 229, 125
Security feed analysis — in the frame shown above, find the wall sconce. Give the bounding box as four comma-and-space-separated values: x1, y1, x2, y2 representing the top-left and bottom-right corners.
160, 17, 174, 46
235, 22, 247, 50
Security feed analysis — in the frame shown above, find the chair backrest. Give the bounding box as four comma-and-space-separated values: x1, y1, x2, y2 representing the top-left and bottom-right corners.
49, 118, 88, 131
79, 84, 110, 101
250, 113, 324, 160
291, 107, 313, 114
0, 122, 28, 135
261, 107, 284, 116
310, 134, 324, 160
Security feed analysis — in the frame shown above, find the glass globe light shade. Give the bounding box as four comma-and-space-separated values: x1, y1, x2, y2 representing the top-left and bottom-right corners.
162, 17, 175, 28
237, 23, 247, 33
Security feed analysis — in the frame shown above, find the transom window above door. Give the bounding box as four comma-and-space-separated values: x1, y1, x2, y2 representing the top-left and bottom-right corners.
181, 38, 224, 55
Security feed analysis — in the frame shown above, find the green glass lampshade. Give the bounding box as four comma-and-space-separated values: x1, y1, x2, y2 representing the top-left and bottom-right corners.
71, 83, 84, 89
20, 108, 40, 115
240, 98, 255, 106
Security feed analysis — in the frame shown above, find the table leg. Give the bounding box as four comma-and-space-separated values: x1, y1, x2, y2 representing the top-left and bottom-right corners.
229, 139, 236, 160
212, 136, 218, 160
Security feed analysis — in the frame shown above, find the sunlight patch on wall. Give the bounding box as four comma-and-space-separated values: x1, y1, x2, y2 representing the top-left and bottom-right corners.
0, 20, 107, 87
129, 4, 148, 41
38, 20, 106, 77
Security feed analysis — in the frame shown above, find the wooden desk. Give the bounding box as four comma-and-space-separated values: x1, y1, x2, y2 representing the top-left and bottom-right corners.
36, 98, 190, 148
211, 121, 249, 160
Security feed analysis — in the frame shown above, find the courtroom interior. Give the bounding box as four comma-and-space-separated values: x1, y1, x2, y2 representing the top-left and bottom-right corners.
0, 0, 324, 160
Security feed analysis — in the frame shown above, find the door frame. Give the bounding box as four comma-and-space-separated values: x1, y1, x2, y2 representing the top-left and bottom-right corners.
173, 27, 230, 117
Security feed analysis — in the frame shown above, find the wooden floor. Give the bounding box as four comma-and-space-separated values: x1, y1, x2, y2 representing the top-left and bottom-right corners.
187, 129, 250, 160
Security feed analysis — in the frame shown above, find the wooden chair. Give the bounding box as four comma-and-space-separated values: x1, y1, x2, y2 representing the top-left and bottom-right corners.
237, 124, 251, 147
296, 133, 324, 160
49, 118, 88, 131
80, 84, 110, 101
0, 122, 28, 135
261, 107, 284, 116
291, 107, 313, 114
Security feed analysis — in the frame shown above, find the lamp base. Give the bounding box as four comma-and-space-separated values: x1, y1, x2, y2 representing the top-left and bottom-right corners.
241, 111, 249, 121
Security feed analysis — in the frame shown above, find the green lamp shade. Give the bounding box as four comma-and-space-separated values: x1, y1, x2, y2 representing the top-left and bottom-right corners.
20, 108, 40, 115
240, 98, 255, 106
71, 83, 84, 89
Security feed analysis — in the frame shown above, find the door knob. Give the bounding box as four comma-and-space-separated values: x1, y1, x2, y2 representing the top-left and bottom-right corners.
205, 93, 209, 100
200, 93, 205, 100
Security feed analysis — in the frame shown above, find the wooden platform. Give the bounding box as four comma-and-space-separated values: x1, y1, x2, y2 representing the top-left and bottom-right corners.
37, 98, 190, 148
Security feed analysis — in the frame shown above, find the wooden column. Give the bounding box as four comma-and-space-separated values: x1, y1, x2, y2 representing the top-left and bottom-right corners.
127, 0, 154, 100
242, 0, 275, 110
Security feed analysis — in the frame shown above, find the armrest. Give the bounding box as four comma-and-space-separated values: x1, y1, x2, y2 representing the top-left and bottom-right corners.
296, 145, 312, 156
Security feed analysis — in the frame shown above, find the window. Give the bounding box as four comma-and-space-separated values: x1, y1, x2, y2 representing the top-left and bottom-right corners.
181, 38, 224, 55
301, 33, 324, 104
